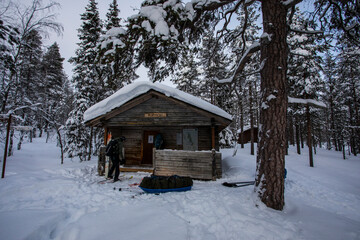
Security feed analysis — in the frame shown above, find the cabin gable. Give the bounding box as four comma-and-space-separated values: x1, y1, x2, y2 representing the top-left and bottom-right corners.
105, 91, 214, 127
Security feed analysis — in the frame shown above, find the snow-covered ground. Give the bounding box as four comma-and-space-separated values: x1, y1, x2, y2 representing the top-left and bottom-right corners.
0, 136, 359, 240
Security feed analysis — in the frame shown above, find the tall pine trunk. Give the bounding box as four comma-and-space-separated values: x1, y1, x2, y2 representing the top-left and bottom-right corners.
249, 82, 255, 155
255, 0, 287, 211
307, 104, 314, 167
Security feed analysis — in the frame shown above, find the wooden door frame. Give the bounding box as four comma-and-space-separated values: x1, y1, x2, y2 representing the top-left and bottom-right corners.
142, 130, 159, 165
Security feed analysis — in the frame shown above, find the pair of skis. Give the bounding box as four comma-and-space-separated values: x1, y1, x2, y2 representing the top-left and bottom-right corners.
222, 181, 255, 188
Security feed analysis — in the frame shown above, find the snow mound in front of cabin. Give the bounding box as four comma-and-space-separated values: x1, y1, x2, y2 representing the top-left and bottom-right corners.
83, 81, 232, 123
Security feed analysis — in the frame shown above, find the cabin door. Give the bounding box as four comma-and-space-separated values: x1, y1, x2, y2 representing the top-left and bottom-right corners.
142, 131, 158, 165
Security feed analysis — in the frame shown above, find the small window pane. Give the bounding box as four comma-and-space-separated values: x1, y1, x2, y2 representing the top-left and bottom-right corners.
183, 129, 198, 151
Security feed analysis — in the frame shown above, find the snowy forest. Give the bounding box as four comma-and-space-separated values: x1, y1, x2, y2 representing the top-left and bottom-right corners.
1, 0, 359, 211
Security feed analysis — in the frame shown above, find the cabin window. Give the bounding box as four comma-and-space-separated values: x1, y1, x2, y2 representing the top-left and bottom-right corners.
176, 133, 182, 145
183, 128, 198, 151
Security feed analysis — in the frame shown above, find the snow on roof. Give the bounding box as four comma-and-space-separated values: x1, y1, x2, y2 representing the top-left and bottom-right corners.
83, 81, 232, 123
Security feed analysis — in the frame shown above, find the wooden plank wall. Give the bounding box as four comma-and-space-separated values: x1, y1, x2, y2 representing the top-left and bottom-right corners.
109, 126, 219, 165
107, 96, 213, 127
154, 149, 222, 180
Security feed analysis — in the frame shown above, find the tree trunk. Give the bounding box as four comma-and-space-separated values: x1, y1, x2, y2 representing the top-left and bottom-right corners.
238, 85, 244, 149
288, 113, 295, 146
17, 131, 24, 150
255, 0, 287, 211
57, 127, 64, 164
88, 127, 93, 161
307, 104, 314, 167
8, 129, 14, 156
296, 123, 301, 154
300, 122, 304, 149
249, 82, 255, 155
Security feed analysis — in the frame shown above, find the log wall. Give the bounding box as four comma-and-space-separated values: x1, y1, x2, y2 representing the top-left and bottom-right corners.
109, 126, 219, 165
154, 149, 222, 180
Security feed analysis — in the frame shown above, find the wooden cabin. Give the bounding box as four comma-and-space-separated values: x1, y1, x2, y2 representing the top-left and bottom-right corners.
237, 127, 258, 144
84, 81, 232, 180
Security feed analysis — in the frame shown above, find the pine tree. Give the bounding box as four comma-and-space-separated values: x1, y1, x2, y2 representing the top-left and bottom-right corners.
323, 52, 341, 151
66, 0, 103, 161
98, 0, 136, 93
17, 29, 43, 126
172, 47, 201, 97
105, 0, 121, 31
199, 32, 230, 106
0, 0, 62, 114
336, 42, 360, 156
41, 42, 73, 163
287, 8, 326, 163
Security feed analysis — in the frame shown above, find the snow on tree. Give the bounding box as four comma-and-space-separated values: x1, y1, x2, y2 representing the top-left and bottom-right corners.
286, 7, 326, 162
97, 0, 137, 94
40, 42, 73, 163
105, 0, 121, 31
336, 41, 360, 156
0, 0, 64, 157
66, 0, 103, 161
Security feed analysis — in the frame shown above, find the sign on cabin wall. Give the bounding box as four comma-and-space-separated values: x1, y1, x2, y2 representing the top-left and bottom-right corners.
144, 113, 167, 118
183, 128, 198, 151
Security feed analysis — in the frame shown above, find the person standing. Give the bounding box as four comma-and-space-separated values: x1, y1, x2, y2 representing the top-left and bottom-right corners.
106, 136, 125, 182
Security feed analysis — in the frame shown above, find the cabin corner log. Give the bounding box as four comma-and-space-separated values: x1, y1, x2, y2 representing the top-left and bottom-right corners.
154, 149, 222, 180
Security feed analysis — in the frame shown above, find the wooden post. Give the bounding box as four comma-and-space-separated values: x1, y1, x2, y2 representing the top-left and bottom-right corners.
104, 127, 108, 145
211, 118, 216, 150
2, 115, 11, 178
211, 126, 215, 149
211, 149, 217, 181
211, 119, 217, 180
153, 148, 156, 171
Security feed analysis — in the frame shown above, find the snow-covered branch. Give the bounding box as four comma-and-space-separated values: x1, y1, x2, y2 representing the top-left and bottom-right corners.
233, 41, 261, 78
282, 0, 303, 9
288, 97, 326, 108
290, 28, 324, 35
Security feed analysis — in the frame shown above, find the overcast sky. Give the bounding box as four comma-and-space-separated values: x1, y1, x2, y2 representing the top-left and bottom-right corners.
44, 0, 146, 79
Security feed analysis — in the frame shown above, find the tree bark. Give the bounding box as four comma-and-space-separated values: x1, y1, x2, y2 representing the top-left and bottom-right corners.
56, 127, 64, 164
249, 82, 255, 155
296, 122, 301, 154
307, 104, 314, 167
255, 0, 287, 211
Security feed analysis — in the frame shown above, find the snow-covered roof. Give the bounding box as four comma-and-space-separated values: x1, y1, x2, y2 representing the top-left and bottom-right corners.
83, 81, 232, 123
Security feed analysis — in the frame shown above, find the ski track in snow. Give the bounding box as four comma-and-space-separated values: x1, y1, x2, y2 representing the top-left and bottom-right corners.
0, 136, 360, 240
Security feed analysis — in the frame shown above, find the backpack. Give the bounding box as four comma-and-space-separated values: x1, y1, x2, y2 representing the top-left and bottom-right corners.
105, 139, 118, 157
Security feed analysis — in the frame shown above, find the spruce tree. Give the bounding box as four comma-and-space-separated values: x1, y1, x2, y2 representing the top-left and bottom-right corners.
98, 0, 136, 93
172, 47, 201, 97
199, 32, 230, 106
287, 8, 326, 161
105, 0, 121, 31
41, 42, 73, 162
336, 42, 360, 156
66, 0, 103, 161
17, 29, 43, 123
